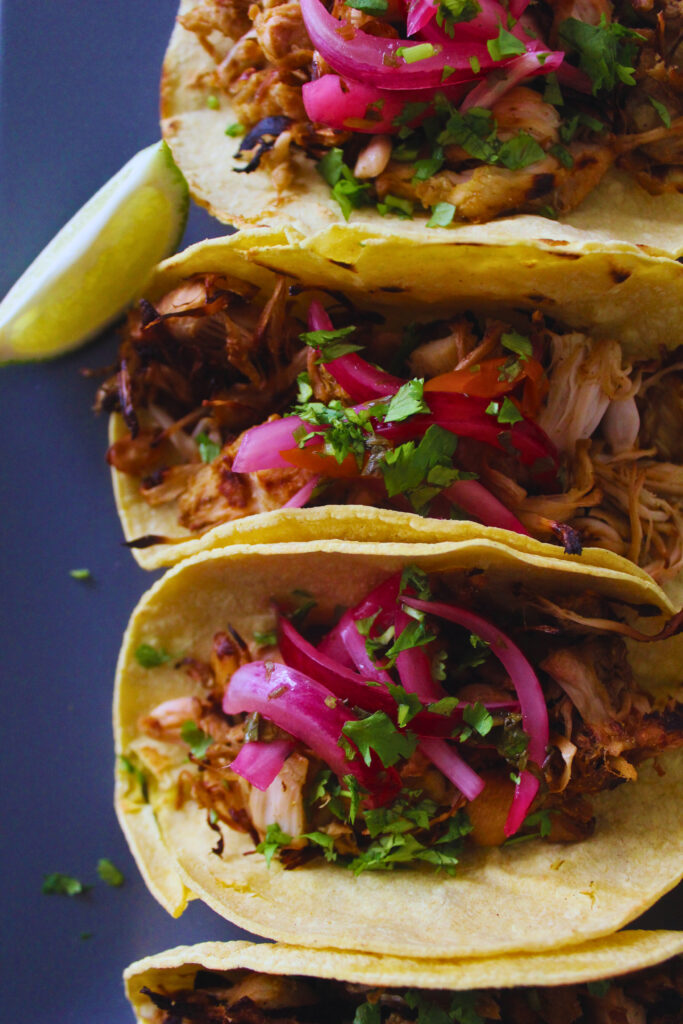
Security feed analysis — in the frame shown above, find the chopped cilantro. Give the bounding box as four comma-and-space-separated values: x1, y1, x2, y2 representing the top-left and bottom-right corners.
134, 643, 172, 668
400, 565, 432, 601
412, 146, 445, 182
43, 873, 89, 896
97, 858, 124, 887
180, 720, 213, 758
442, 65, 456, 81
437, 0, 481, 38
387, 682, 426, 727
225, 122, 244, 137
559, 17, 642, 94
119, 754, 148, 802
354, 1002, 382, 1024
487, 26, 526, 61
396, 43, 437, 63
196, 432, 221, 464
587, 980, 611, 997
317, 148, 371, 219
296, 371, 313, 403
497, 133, 545, 170
485, 396, 523, 425
288, 589, 317, 625
341, 711, 418, 767
300, 325, 362, 362
543, 72, 563, 106
523, 809, 553, 838
345, 0, 388, 10
343, 774, 361, 824
384, 379, 428, 423
80, 932, 93, 941
649, 95, 671, 129
549, 143, 574, 169
318, 147, 345, 187
302, 831, 338, 861
497, 716, 530, 764
462, 701, 493, 737
427, 202, 456, 228
377, 193, 415, 219
256, 823, 292, 867
469, 55, 481, 74
207, 94, 220, 110
69, 568, 91, 580
501, 331, 532, 360
253, 629, 277, 647
379, 424, 470, 514
383, 616, 435, 667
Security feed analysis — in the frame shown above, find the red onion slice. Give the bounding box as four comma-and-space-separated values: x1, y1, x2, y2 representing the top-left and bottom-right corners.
229, 739, 294, 791
223, 661, 380, 790
443, 479, 531, 536
407, 0, 437, 37
232, 416, 309, 472
283, 475, 321, 508
300, 0, 493, 90
461, 49, 564, 112
402, 597, 548, 836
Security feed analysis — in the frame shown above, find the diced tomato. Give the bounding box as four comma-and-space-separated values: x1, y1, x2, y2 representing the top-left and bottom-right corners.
424, 356, 546, 404
279, 442, 361, 478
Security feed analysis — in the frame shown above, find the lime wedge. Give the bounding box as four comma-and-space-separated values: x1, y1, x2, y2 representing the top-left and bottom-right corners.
0, 141, 189, 363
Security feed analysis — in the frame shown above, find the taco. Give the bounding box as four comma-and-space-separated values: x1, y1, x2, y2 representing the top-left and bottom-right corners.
160, 0, 683, 251
124, 932, 683, 1023
114, 540, 683, 956
99, 233, 683, 602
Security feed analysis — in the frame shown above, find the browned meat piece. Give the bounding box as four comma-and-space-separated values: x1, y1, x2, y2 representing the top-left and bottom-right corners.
252, 2, 312, 64
179, 0, 253, 56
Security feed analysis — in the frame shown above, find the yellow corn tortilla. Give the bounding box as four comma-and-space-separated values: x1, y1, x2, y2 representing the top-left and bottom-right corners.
124, 931, 683, 1022
110, 230, 683, 584
161, 1, 683, 256
114, 540, 682, 958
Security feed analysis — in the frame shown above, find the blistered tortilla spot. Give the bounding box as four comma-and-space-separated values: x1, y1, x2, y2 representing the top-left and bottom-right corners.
526, 293, 549, 303
379, 286, 405, 293
552, 252, 582, 260
329, 260, 356, 271
538, 239, 569, 246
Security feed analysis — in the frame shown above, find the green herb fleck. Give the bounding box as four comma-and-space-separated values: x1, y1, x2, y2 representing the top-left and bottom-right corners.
384, 379, 428, 423
345, 0, 388, 10
342, 711, 418, 768
256, 823, 292, 867
225, 122, 245, 137
558, 17, 642, 94
97, 858, 124, 887
180, 720, 214, 758
69, 568, 91, 581
43, 873, 89, 896
300, 325, 362, 362
196, 432, 221, 464
134, 643, 172, 669
396, 43, 437, 64
501, 331, 532, 360
649, 96, 671, 129
207, 94, 220, 110
427, 201, 456, 228
119, 755, 149, 802
487, 26, 526, 61
253, 629, 277, 647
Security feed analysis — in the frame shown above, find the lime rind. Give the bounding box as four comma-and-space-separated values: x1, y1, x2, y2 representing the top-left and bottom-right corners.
0, 141, 189, 364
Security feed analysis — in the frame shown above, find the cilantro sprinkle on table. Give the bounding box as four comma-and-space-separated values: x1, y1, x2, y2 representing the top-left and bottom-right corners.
69, 568, 91, 580
97, 858, 125, 887
42, 873, 89, 896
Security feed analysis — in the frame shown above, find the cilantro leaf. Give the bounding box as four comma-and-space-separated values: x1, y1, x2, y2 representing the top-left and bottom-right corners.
437, 0, 481, 38
587, 980, 611, 997
302, 831, 338, 861
462, 701, 493, 737
42, 873, 89, 896
379, 424, 467, 513
485, 396, 523, 425
649, 95, 671, 129
342, 711, 418, 767
69, 568, 91, 580
253, 629, 277, 647
119, 754, 148, 802
501, 331, 532, 360
299, 325, 362, 362
487, 26, 526, 61
345, 0, 388, 11
256, 823, 292, 867
384, 379, 428, 423
196, 432, 221, 464
427, 201, 456, 228
400, 565, 432, 600
387, 682, 426, 726
134, 643, 172, 668
353, 1001, 382, 1024
180, 720, 213, 758
317, 148, 371, 219
497, 133, 545, 170
559, 17, 642, 94
225, 122, 245, 137
97, 858, 124, 887
377, 193, 414, 219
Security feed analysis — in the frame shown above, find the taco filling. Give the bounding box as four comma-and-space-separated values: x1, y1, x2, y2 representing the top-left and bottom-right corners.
135, 953, 683, 1024
129, 565, 682, 874
174, 0, 683, 223
99, 276, 683, 580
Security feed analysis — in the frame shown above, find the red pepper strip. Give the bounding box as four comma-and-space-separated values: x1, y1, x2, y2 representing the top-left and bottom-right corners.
223, 661, 397, 800
424, 356, 546, 401
280, 442, 361, 478
229, 739, 294, 791
402, 597, 549, 836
